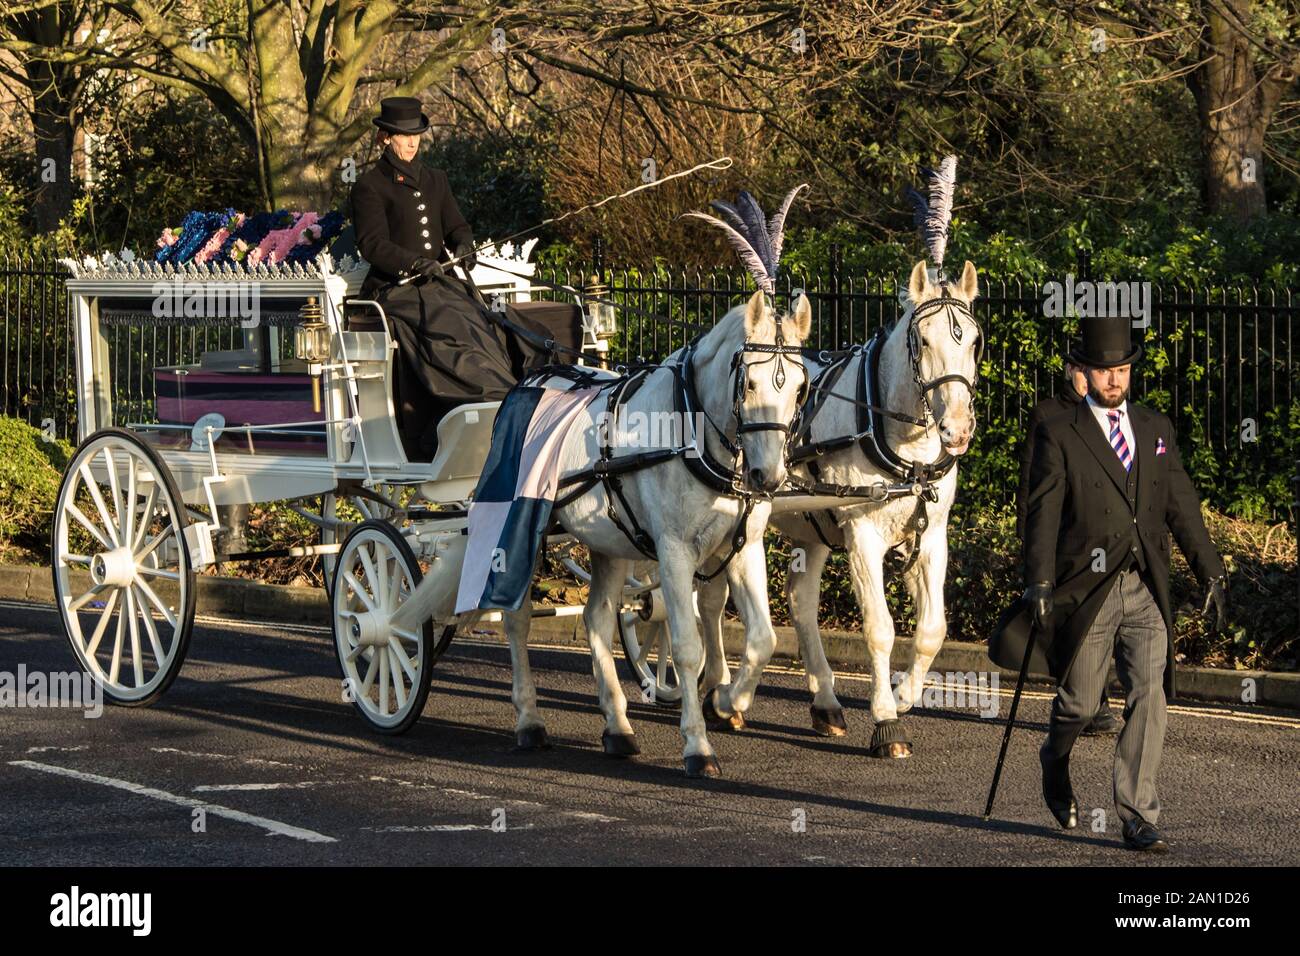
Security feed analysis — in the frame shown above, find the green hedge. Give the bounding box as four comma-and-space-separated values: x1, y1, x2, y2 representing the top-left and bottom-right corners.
0, 418, 71, 558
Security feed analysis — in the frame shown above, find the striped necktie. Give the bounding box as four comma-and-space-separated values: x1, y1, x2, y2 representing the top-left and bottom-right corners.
1107, 409, 1132, 472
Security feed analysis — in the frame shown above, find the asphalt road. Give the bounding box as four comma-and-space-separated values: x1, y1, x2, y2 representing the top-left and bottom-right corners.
1, 599, 1296, 866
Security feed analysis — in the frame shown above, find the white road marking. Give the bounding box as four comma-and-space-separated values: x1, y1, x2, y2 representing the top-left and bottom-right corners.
10, 760, 337, 843
151, 747, 298, 768
26, 745, 88, 753
193, 781, 326, 792
362, 823, 536, 833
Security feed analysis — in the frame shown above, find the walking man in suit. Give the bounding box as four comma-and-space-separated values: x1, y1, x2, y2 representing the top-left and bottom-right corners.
1016, 314, 1228, 852
1016, 362, 1121, 737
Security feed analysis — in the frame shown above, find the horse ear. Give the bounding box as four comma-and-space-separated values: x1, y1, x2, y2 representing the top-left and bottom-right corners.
958, 260, 978, 301
744, 290, 768, 336
908, 260, 931, 304
788, 293, 812, 342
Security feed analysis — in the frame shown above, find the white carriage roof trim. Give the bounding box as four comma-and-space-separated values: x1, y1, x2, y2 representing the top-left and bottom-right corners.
58, 250, 370, 282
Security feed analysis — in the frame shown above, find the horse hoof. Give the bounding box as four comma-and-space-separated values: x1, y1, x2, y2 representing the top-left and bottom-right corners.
684, 754, 722, 779
703, 689, 745, 731
514, 725, 550, 751
810, 705, 848, 737
601, 730, 640, 757
868, 719, 912, 759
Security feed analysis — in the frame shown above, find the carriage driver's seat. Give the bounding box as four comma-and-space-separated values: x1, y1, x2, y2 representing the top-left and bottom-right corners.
342, 295, 586, 463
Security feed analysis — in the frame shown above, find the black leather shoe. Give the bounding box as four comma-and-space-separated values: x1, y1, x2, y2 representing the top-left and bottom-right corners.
1040, 747, 1078, 830
1082, 707, 1122, 737
1122, 818, 1169, 853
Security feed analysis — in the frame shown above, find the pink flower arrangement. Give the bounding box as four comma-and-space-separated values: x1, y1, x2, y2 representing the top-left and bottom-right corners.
193, 213, 246, 264
156, 228, 178, 250
246, 211, 321, 267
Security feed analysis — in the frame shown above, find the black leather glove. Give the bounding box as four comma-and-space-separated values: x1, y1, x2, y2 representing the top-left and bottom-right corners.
1023, 581, 1053, 630
454, 244, 478, 272
1202, 574, 1229, 633
406, 257, 443, 280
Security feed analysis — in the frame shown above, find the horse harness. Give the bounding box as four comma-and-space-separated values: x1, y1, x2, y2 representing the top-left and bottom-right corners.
551, 329, 808, 582
782, 292, 983, 573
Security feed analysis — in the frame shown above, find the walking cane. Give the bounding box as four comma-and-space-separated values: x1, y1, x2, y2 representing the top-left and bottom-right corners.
983, 619, 1039, 820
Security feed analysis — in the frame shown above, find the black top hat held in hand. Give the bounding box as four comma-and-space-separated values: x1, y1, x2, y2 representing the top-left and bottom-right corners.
1068, 314, 1142, 368
373, 96, 430, 134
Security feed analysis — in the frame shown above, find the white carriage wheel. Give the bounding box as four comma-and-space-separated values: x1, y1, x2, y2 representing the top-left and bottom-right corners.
556, 546, 701, 706
331, 519, 435, 734
51, 428, 196, 706
320, 484, 417, 597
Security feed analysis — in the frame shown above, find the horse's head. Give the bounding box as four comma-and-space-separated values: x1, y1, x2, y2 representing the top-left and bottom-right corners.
734, 290, 812, 492
695, 290, 810, 494
903, 259, 982, 455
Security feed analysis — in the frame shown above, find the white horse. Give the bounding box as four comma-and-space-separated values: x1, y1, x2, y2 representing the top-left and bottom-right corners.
698, 260, 981, 757
503, 290, 812, 777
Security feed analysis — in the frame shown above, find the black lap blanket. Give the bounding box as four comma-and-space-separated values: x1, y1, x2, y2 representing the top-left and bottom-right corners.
377, 272, 555, 406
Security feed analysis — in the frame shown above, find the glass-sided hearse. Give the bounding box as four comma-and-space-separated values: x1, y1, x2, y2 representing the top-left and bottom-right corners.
48, 247, 696, 734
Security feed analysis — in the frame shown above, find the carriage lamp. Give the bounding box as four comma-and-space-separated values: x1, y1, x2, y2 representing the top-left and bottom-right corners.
584, 275, 618, 358
294, 296, 330, 412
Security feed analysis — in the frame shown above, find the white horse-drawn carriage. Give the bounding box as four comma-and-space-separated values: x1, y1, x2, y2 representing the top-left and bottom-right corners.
50, 169, 984, 777
50, 245, 689, 736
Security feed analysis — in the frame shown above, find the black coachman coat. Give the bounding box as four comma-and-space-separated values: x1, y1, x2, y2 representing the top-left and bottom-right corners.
350, 149, 550, 418
989, 399, 1224, 698
1015, 381, 1083, 540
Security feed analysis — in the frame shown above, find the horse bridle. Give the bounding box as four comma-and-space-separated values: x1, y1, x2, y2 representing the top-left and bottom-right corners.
689, 325, 810, 485
905, 289, 984, 424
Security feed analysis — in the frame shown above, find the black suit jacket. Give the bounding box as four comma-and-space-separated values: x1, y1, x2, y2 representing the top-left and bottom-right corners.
1015, 382, 1083, 540
351, 151, 473, 296
991, 399, 1224, 697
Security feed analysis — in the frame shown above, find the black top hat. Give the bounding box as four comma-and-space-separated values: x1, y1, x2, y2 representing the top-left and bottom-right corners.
373, 96, 429, 134
1068, 315, 1142, 368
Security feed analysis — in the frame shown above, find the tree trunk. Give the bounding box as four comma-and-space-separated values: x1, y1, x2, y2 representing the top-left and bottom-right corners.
28, 79, 76, 232
1196, 1, 1270, 223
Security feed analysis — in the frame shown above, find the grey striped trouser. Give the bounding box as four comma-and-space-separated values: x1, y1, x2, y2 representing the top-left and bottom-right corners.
1044, 566, 1168, 825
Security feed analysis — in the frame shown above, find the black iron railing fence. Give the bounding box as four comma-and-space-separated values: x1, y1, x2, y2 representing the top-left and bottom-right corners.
2, 250, 1295, 466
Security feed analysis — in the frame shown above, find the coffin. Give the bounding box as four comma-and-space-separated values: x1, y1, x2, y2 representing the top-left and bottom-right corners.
154, 365, 327, 454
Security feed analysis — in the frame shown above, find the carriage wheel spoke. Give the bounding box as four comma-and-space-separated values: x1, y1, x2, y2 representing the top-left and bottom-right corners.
124, 455, 137, 549
387, 635, 417, 683
359, 650, 378, 698
134, 576, 178, 629
65, 502, 112, 551
389, 650, 407, 710
136, 527, 170, 563
657, 631, 671, 686
103, 447, 125, 541
136, 566, 179, 581
378, 649, 390, 715
124, 588, 145, 688
108, 606, 126, 685
78, 463, 119, 547
375, 550, 390, 614
391, 626, 422, 644
345, 637, 366, 663
84, 589, 120, 658
357, 545, 380, 595
63, 554, 92, 566
133, 584, 167, 667
67, 583, 106, 613
132, 483, 158, 552
343, 571, 376, 613
386, 565, 403, 612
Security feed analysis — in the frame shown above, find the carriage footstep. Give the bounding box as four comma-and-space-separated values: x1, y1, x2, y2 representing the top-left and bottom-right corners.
601, 730, 641, 757
684, 753, 722, 779
868, 718, 912, 759
810, 705, 848, 737
514, 725, 551, 751
702, 689, 746, 731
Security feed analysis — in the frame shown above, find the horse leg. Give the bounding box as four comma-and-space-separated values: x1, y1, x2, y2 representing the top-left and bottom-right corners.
896, 528, 949, 722
503, 606, 549, 750
584, 556, 639, 756
696, 574, 732, 693
707, 539, 776, 728
843, 515, 911, 758
658, 543, 719, 777
789, 541, 846, 736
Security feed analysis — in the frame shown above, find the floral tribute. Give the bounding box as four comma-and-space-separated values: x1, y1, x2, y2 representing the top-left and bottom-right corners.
154, 209, 347, 267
